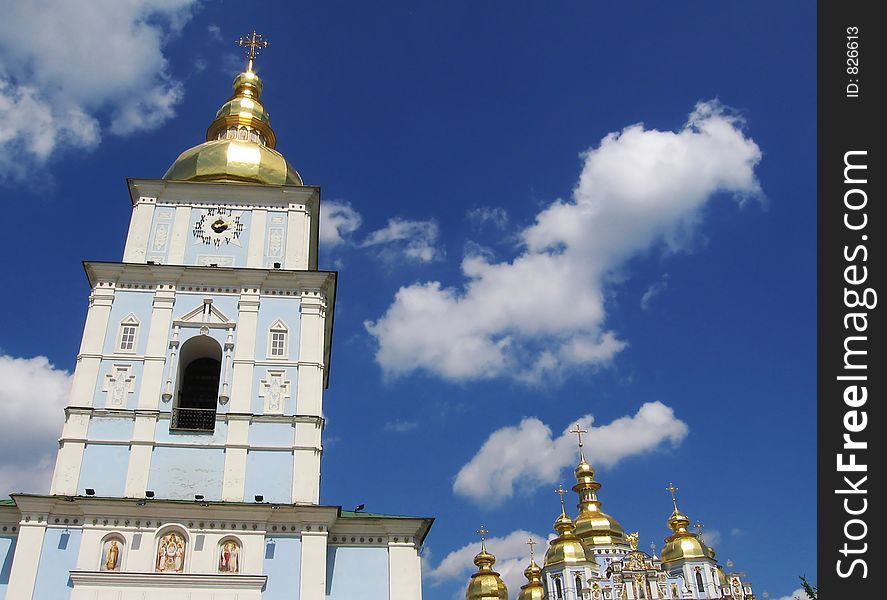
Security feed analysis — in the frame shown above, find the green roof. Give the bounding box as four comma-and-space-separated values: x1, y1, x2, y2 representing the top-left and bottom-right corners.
0, 498, 16, 506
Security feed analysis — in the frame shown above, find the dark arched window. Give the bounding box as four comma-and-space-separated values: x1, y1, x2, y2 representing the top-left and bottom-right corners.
555, 576, 563, 600
172, 336, 221, 432
575, 573, 584, 594
695, 569, 705, 592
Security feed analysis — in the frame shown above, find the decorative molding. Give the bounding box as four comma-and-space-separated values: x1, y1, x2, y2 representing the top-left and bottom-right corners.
258, 370, 290, 414
70, 570, 267, 589
102, 364, 137, 408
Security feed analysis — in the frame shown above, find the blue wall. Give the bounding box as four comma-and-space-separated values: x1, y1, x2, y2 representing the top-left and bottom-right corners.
262, 536, 301, 600
243, 450, 293, 504
88, 416, 134, 441
79, 444, 130, 497
32, 528, 81, 600
147, 447, 225, 500
326, 547, 388, 600
0, 536, 15, 600
255, 297, 301, 362
102, 290, 154, 355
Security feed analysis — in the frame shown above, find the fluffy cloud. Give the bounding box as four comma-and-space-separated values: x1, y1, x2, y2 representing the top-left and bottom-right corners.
0, 355, 72, 495
0, 0, 199, 180
366, 101, 761, 382
453, 402, 688, 506
467, 206, 509, 230
773, 589, 809, 600
319, 200, 363, 247
429, 528, 550, 596
361, 218, 443, 263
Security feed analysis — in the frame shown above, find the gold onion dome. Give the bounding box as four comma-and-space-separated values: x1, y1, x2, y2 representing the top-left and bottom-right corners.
164, 32, 302, 186
466, 538, 508, 600
517, 559, 545, 600
572, 453, 626, 547
661, 484, 716, 563
545, 487, 590, 567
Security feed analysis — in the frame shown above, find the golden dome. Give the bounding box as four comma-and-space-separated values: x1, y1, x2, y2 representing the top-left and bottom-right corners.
545, 503, 590, 567
466, 542, 508, 600
164, 59, 303, 186
660, 500, 716, 563
572, 455, 626, 547
517, 560, 545, 600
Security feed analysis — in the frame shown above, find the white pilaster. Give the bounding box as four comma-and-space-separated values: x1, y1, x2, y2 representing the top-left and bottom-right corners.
166, 205, 193, 265
68, 283, 116, 409
50, 410, 91, 495
4, 520, 47, 600
292, 421, 321, 504
122, 197, 157, 263
284, 203, 310, 270
123, 414, 157, 497
136, 287, 176, 410
222, 416, 250, 501
246, 208, 267, 267
295, 291, 326, 417
389, 541, 423, 600
229, 289, 260, 413
298, 529, 328, 600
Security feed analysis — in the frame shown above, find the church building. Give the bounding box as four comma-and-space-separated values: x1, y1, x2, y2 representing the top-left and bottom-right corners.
465, 430, 758, 600
0, 33, 431, 600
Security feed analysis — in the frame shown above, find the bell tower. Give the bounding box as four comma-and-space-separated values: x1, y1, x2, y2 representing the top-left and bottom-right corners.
50, 33, 333, 506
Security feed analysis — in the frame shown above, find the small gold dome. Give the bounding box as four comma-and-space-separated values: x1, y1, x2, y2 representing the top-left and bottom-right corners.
466, 544, 508, 600
545, 511, 590, 567
661, 508, 716, 563
517, 560, 545, 600
164, 66, 302, 186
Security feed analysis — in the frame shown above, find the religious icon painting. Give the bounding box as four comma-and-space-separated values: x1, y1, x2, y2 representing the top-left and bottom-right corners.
156, 531, 186, 573
100, 537, 124, 572
218, 538, 241, 573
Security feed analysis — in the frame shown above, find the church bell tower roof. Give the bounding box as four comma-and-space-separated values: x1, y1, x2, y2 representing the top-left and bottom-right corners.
164, 31, 303, 186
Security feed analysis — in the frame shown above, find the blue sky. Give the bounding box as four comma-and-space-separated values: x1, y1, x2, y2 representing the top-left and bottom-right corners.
0, 2, 815, 599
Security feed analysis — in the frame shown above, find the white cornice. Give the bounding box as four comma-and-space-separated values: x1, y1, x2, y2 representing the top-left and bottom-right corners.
70, 570, 268, 589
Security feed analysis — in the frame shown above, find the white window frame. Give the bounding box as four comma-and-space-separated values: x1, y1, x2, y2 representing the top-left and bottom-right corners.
117, 314, 140, 353
267, 319, 289, 359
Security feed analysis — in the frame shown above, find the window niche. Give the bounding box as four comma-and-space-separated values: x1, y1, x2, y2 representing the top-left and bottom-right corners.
155, 529, 187, 573
100, 534, 125, 572
218, 537, 242, 573
171, 335, 222, 432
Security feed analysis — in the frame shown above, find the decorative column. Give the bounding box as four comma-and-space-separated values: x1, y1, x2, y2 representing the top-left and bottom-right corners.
4, 516, 47, 599
389, 538, 423, 600
293, 289, 325, 504
298, 527, 328, 600
122, 196, 157, 262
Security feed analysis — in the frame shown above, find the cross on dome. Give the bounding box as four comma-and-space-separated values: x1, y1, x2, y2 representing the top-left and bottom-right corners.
526, 538, 537, 560
666, 482, 680, 510
569, 422, 589, 461
237, 31, 270, 71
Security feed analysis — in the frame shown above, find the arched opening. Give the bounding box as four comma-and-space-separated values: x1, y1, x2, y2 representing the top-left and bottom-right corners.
575, 573, 584, 595
695, 569, 705, 593
554, 576, 563, 600
172, 335, 222, 432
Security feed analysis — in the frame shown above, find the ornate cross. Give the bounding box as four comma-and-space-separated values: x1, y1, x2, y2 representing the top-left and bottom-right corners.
526, 538, 537, 560
477, 525, 489, 542
666, 482, 679, 509
555, 483, 567, 511
569, 423, 588, 448
237, 31, 270, 71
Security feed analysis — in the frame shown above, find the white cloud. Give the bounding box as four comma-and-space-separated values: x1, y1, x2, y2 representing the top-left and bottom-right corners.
0, 0, 199, 179
319, 200, 363, 247
641, 274, 670, 310
467, 206, 509, 230
366, 101, 762, 382
0, 355, 71, 495
429, 528, 549, 597
453, 402, 688, 506
773, 588, 809, 600
361, 218, 443, 263
700, 528, 721, 549
384, 419, 418, 433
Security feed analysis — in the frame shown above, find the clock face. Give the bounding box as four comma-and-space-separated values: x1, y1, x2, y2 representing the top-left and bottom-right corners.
193, 207, 244, 246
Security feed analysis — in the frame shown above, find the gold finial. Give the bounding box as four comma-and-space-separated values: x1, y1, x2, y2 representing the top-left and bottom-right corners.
526, 538, 537, 561
477, 525, 489, 550
555, 483, 568, 513
569, 423, 589, 460
237, 31, 270, 72
666, 482, 680, 511
694, 520, 705, 539
650, 541, 657, 553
